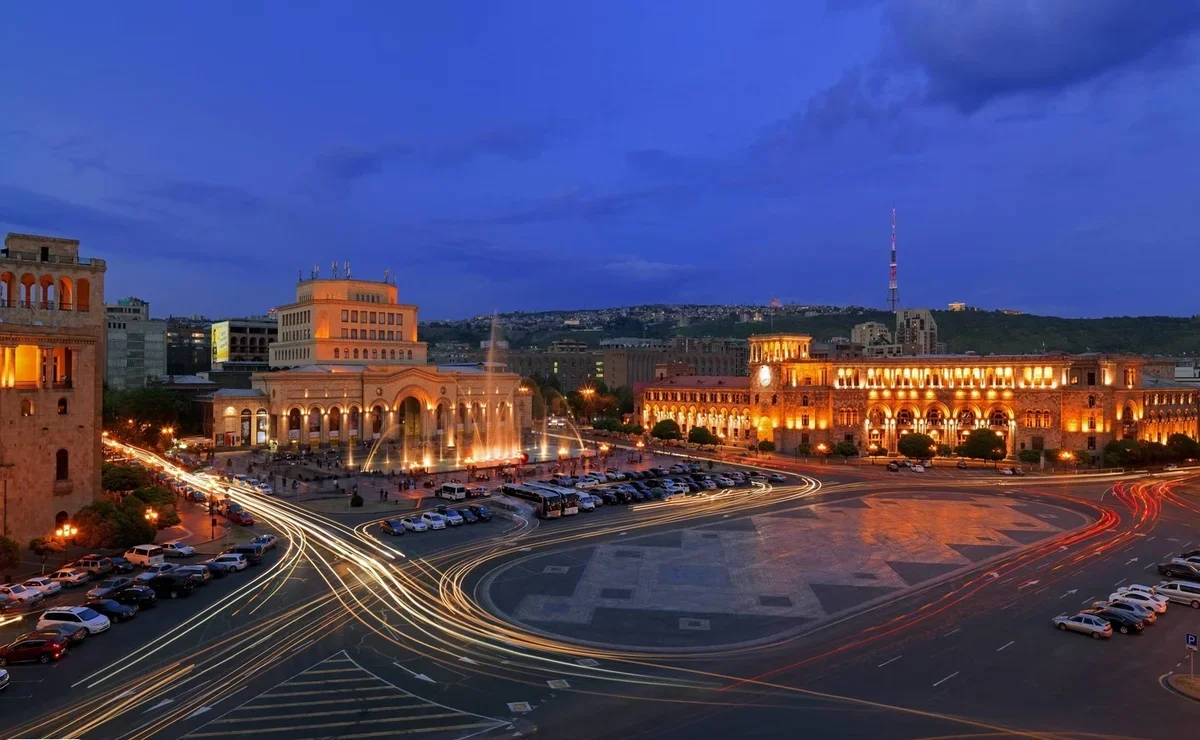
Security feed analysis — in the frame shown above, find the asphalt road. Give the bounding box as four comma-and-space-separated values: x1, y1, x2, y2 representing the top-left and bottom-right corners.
8, 443, 1200, 740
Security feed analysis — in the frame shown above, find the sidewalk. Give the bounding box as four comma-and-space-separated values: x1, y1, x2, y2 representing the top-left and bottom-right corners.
159, 500, 259, 552
302, 495, 425, 516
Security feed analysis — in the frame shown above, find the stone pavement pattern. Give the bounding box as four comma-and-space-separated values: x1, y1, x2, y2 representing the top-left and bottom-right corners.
486, 492, 1089, 648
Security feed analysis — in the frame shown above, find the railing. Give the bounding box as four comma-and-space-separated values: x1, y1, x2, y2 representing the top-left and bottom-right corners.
0, 300, 87, 312
1, 251, 100, 266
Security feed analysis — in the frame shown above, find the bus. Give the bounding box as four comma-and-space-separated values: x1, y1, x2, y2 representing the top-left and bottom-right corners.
527, 482, 579, 515
501, 484, 562, 519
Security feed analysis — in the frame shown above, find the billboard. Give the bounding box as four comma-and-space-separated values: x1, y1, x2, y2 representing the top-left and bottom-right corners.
211, 322, 230, 364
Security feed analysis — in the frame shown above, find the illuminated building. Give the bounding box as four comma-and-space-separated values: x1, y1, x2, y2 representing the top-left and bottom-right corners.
206, 275, 530, 462
638, 332, 1200, 460
0, 233, 106, 544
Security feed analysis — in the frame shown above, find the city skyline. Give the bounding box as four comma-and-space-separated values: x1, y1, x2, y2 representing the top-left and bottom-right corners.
2, 2, 1199, 320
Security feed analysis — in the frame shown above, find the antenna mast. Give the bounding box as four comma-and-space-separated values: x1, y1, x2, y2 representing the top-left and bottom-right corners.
886, 206, 899, 313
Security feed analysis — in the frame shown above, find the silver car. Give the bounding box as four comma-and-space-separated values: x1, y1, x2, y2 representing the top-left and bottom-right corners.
1156, 580, 1200, 608
1053, 612, 1112, 639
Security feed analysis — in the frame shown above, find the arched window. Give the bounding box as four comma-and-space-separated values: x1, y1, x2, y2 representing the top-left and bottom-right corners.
1087, 395, 1096, 409
896, 408, 914, 426
390, 349, 396, 360
57, 397, 68, 415
926, 407, 943, 425
406, 350, 412, 360
20, 398, 33, 416
353, 349, 359, 359
989, 409, 1008, 427
371, 349, 378, 359
801, 395, 809, 407
55, 449, 69, 481
333, 348, 340, 359
957, 408, 976, 426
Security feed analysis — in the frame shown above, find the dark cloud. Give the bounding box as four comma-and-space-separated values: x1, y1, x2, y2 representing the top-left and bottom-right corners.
885, 0, 1200, 114
430, 122, 565, 168
626, 149, 721, 181
49, 136, 111, 174
140, 180, 263, 211
314, 143, 409, 182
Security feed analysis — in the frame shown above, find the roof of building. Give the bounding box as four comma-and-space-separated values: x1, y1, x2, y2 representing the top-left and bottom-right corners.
156, 374, 216, 386
1141, 376, 1198, 389
212, 388, 268, 398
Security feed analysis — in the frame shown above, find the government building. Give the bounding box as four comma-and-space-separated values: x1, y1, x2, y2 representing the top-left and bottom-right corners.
207, 275, 530, 467
0, 233, 106, 546
636, 333, 1200, 462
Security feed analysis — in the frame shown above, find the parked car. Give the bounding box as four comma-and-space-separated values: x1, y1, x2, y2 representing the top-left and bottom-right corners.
206, 554, 248, 573
956, 460, 968, 469
123, 545, 166, 567
22, 577, 62, 597
999, 467, 1014, 475
577, 495, 596, 512
37, 606, 111, 635
108, 557, 136, 574
227, 509, 255, 526
1081, 607, 1144, 635
84, 599, 138, 623
421, 513, 447, 530
1155, 580, 1200, 608
146, 573, 197, 599
251, 534, 279, 551
74, 555, 115, 578
1157, 559, 1200, 581
768, 473, 787, 483
174, 566, 213, 586
48, 568, 90, 588
401, 517, 428, 532
1164, 464, 1179, 471
887, 462, 900, 472
458, 508, 479, 523
135, 563, 178, 584
1092, 600, 1157, 624
0, 634, 70, 666
1109, 590, 1167, 614
223, 543, 264, 565
715, 476, 734, 487
25, 624, 88, 645
161, 542, 197, 558
0, 667, 8, 690
87, 576, 134, 599
112, 585, 158, 609
198, 561, 228, 579
380, 519, 405, 536
911, 464, 926, 473
0, 584, 45, 606
1052, 612, 1112, 639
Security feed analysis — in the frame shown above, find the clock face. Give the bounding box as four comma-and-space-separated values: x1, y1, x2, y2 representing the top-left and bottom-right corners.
757, 365, 772, 388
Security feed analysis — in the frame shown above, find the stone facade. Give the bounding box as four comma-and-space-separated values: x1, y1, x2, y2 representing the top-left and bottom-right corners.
638, 332, 1200, 462
0, 233, 106, 545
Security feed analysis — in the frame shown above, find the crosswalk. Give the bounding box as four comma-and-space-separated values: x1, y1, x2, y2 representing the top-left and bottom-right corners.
186, 652, 506, 739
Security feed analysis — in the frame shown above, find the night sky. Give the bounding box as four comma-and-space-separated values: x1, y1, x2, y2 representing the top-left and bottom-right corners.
2, 2, 1198, 320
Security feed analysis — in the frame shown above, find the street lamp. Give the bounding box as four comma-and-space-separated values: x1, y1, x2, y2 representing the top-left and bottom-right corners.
144, 508, 159, 526
868, 442, 878, 464
55, 524, 77, 539
816, 442, 828, 464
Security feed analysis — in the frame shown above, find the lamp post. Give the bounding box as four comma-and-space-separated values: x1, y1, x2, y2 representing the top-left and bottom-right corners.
816, 442, 828, 465
144, 508, 159, 528
54, 524, 77, 541
868, 443, 878, 465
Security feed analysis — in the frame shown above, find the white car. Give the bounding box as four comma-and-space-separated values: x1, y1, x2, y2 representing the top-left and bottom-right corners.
161, 541, 196, 558
48, 568, 90, 588
207, 554, 248, 572
1155, 581, 1200, 608
421, 513, 447, 530
135, 563, 177, 583
247, 478, 260, 487
701, 479, 717, 490
22, 577, 62, 597
1000, 467, 1014, 475
1164, 464, 1179, 471
0, 584, 45, 605
577, 495, 596, 511
575, 479, 598, 490
911, 465, 926, 473
768, 473, 787, 483
402, 517, 428, 532
1121, 583, 1167, 602
1110, 589, 1167, 613
258, 484, 274, 495
443, 510, 464, 526
38, 605, 111, 635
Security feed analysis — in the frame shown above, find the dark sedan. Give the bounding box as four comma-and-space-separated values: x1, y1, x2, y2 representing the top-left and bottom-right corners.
457, 508, 478, 524
22, 625, 87, 645
468, 505, 492, 522
84, 599, 138, 623
146, 574, 196, 599
113, 586, 158, 609
109, 557, 136, 574
380, 519, 405, 536
1081, 607, 1144, 634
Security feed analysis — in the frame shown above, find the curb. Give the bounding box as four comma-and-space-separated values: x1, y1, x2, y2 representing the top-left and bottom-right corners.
1166, 673, 1200, 703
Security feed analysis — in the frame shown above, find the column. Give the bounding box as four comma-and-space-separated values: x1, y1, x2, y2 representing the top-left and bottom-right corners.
39, 345, 52, 389
319, 411, 329, 446
0, 346, 9, 388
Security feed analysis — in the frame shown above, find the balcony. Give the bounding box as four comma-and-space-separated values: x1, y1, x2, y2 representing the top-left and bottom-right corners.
0, 300, 87, 312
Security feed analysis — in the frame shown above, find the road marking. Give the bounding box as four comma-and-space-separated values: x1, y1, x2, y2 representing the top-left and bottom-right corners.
1124, 558, 1138, 566
258, 686, 394, 699
1184, 541, 1194, 549
305, 668, 363, 675
932, 671, 959, 688
144, 698, 174, 713
187, 706, 212, 719
943, 628, 961, 636
1060, 589, 1077, 598
877, 655, 902, 667
280, 677, 375, 687
1115, 578, 1126, 587
392, 661, 436, 684
996, 641, 1015, 652
1034, 587, 1049, 595
289, 639, 315, 654
1081, 596, 1095, 604
574, 658, 600, 667
1164, 551, 1177, 558
458, 656, 479, 665
1147, 536, 1156, 542
1145, 563, 1157, 570
1018, 580, 1039, 589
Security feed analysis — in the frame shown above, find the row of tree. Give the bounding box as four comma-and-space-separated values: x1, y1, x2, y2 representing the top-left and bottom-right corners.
592, 417, 645, 435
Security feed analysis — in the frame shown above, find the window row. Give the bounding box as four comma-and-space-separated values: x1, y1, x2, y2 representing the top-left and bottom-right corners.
282, 310, 310, 327
282, 329, 311, 342
278, 348, 310, 362
340, 328, 405, 341
19, 397, 70, 416
334, 348, 413, 361
646, 390, 751, 403
341, 309, 403, 326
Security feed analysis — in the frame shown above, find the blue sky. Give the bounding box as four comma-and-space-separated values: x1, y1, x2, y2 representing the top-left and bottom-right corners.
2, 1, 1198, 319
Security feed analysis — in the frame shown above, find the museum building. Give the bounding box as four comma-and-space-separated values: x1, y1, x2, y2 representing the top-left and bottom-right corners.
637, 333, 1200, 461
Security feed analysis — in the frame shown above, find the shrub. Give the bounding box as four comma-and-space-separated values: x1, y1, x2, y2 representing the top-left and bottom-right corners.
350, 493, 364, 508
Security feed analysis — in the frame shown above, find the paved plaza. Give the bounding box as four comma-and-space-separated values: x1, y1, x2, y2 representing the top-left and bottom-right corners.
484, 491, 1090, 649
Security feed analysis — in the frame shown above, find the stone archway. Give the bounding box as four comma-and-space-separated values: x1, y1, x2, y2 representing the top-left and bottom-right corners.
397, 397, 423, 443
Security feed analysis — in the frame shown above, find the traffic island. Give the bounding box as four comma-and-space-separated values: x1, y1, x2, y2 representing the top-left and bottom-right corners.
1168, 674, 1200, 701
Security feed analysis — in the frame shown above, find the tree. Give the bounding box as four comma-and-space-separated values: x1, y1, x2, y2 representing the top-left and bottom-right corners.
1166, 433, 1200, 461
350, 492, 364, 508
1103, 439, 1142, 468
650, 420, 682, 440
688, 427, 719, 446
936, 444, 953, 457
757, 440, 775, 452
0, 535, 21, 574
956, 429, 1007, 465
832, 440, 859, 461
1072, 449, 1092, 468
897, 433, 936, 460
29, 536, 65, 573
795, 442, 813, 458
71, 499, 156, 550
102, 462, 152, 493
1017, 449, 1042, 465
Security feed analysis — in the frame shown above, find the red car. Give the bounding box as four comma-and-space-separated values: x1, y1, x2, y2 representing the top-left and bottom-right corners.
0, 634, 69, 666
227, 509, 254, 526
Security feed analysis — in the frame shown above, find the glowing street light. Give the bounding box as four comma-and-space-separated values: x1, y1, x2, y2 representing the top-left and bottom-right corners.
55, 524, 77, 539
144, 508, 159, 525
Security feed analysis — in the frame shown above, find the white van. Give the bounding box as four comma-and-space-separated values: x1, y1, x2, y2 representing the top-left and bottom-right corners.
438, 482, 467, 501
124, 544, 165, 567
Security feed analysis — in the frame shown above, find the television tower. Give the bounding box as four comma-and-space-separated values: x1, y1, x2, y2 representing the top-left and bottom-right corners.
886, 206, 899, 313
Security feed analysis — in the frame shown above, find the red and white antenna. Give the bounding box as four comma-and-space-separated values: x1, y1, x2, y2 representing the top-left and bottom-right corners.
886, 205, 899, 313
